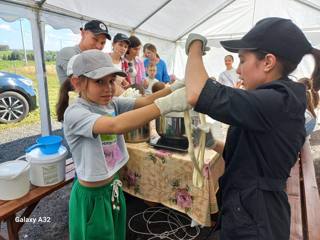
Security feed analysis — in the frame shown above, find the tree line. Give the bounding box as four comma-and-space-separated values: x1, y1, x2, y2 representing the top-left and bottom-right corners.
0, 50, 57, 62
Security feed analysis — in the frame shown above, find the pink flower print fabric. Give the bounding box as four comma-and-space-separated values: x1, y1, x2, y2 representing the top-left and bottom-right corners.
155, 149, 171, 158
126, 170, 137, 187
175, 188, 192, 209
103, 142, 123, 171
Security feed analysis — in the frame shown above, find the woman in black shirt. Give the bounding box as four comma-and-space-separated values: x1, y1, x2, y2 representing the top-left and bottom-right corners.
184, 17, 320, 240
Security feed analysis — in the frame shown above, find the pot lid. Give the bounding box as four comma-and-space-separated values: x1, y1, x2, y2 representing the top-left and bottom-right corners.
0, 160, 29, 179
164, 110, 199, 118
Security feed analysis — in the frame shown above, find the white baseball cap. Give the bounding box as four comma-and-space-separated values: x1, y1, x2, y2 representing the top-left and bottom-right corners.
72, 49, 127, 79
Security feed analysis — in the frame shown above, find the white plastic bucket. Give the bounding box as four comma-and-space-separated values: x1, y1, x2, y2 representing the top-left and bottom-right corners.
0, 159, 30, 200
26, 146, 68, 186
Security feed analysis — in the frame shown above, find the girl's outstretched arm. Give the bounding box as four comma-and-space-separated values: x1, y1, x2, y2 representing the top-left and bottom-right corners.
133, 87, 171, 109
93, 88, 190, 135
93, 103, 160, 135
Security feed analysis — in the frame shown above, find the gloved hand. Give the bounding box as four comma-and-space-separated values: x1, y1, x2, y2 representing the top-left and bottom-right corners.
154, 87, 191, 115
169, 79, 185, 92
192, 123, 217, 148
185, 33, 210, 55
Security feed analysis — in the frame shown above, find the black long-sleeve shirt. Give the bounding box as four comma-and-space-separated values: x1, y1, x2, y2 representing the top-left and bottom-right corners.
195, 78, 306, 194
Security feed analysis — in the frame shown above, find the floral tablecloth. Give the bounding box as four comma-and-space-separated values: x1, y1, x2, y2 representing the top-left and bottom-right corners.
119, 142, 225, 226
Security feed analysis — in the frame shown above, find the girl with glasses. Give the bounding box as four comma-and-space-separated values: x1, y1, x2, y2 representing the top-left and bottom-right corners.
125, 35, 147, 90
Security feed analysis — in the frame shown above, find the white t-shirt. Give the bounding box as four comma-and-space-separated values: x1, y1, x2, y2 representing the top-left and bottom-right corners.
128, 60, 137, 84
218, 68, 239, 87
63, 97, 135, 182
114, 61, 122, 70
113, 61, 126, 88
144, 77, 159, 95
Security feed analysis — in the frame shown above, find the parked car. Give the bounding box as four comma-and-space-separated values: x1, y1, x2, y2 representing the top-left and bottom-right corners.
0, 71, 37, 123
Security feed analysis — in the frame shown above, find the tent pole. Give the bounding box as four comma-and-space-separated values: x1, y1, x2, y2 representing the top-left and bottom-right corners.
174, 0, 236, 42
293, 0, 320, 12
132, 0, 172, 31
37, 0, 47, 7
19, 19, 28, 65
30, 8, 52, 136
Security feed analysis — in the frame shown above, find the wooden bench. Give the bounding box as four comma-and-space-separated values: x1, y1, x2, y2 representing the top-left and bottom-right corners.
287, 141, 320, 240
0, 158, 74, 240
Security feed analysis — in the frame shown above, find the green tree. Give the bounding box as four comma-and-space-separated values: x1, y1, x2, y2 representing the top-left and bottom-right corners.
45, 51, 57, 62
27, 52, 34, 61
10, 50, 22, 61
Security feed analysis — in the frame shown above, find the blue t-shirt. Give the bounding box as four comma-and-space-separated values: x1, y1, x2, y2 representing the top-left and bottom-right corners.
144, 58, 170, 83
305, 110, 317, 136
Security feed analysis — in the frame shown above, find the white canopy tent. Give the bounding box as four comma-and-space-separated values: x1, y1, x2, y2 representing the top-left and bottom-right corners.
1, 0, 320, 135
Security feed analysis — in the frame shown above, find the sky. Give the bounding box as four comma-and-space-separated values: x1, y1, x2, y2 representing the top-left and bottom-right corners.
0, 18, 80, 51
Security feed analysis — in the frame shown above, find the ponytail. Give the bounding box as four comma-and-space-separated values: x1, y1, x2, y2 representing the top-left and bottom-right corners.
311, 88, 319, 108
56, 78, 73, 122
298, 77, 319, 118
306, 90, 317, 118
311, 48, 320, 91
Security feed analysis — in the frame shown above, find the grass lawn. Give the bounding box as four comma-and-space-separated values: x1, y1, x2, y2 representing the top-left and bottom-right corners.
0, 60, 59, 132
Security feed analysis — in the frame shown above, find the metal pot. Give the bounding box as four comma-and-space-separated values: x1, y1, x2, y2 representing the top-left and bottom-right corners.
155, 111, 199, 140
124, 123, 150, 143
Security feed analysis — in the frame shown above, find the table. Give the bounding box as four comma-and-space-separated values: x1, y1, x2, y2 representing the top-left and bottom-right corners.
0, 159, 75, 240
119, 142, 224, 226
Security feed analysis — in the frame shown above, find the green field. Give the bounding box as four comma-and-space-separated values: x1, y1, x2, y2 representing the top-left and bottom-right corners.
0, 60, 59, 132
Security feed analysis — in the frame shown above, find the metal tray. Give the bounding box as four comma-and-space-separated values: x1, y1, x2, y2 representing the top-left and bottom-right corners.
149, 136, 189, 152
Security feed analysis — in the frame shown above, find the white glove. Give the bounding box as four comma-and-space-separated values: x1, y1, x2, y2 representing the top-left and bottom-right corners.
185, 33, 210, 55
120, 87, 141, 98
154, 87, 191, 115
195, 123, 217, 148
169, 79, 185, 92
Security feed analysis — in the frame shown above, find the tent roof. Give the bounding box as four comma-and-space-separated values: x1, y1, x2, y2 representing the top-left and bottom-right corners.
1, 0, 320, 135
3, 0, 320, 44
44, 0, 237, 41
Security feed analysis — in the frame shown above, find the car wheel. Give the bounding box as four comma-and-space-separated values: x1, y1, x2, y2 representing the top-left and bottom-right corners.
0, 91, 30, 123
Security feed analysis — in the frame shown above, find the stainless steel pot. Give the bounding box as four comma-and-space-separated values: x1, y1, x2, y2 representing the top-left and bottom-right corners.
155, 111, 199, 140
124, 123, 150, 143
